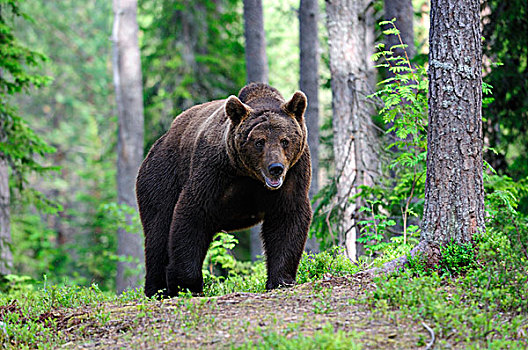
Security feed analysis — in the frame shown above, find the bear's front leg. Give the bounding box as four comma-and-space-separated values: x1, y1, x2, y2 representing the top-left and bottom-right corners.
165, 193, 215, 297
261, 195, 312, 290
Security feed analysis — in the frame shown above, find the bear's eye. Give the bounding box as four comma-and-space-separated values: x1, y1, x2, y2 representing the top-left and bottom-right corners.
280, 139, 289, 148
254, 139, 265, 150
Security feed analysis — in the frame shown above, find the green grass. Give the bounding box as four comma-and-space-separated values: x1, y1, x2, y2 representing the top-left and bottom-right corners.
203, 260, 267, 296
235, 324, 362, 350
364, 225, 528, 349
203, 246, 362, 296
0, 280, 146, 348
367, 270, 527, 349
296, 247, 361, 284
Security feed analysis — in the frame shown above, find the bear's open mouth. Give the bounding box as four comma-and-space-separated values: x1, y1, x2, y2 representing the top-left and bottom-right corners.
264, 175, 283, 189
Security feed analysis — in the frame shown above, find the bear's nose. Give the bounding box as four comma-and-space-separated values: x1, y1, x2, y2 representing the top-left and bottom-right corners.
268, 163, 284, 177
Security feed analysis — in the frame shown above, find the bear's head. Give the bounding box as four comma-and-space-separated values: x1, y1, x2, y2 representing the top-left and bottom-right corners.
225, 84, 308, 190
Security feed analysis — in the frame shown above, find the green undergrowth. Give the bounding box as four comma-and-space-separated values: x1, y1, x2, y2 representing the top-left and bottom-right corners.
203, 259, 267, 296
296, 247, 362, 284
366, 223, 528, 349
0, 280, 147, 348
368, 269, 527, 349
235, 324, 362, 350
202, 241, 361, 296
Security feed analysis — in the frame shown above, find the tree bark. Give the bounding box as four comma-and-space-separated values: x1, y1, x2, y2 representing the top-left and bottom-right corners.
243, 0, 268, 84
0, 6, 11, 275
326, 0, 378, 261
112, 0, 145, 293
299, 0, 320, 253
0, 23, 12, 273
0, 158, 12, 275
422, 0, 484, 245
361, 0, 485, 277
243, 0, 268, 260
384, 0, 415, 60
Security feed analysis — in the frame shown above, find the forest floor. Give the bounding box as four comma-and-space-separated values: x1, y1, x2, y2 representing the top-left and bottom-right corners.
3, 268, 527, 349
53, 275, 432, 349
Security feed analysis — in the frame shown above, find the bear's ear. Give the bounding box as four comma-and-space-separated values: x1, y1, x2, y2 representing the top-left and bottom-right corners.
225, 95, 250, 125
283, 91, 307, 123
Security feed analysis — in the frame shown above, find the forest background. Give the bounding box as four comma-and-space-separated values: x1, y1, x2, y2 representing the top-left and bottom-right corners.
1, 0, 527, 294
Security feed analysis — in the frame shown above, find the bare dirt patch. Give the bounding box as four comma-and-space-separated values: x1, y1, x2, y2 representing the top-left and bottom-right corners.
58, 275, 430, 349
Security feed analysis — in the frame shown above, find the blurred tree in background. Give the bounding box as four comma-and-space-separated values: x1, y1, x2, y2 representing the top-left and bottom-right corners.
112, 0, 145, 294
324, 0, 379, 261
481, 0, 528, 212
299, 0, 320, 252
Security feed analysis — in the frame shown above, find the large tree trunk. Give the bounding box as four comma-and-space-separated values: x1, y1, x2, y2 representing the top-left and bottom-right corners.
363, 0, 485, 276
243, 0, 268, 260
112, 0, 145, 293
384, 0, 415, 61
243, 0, 268, 84
299, 0, 320, 252
422, 0, 484, 245
326, 0, 378, 261
0, 158, 12, 275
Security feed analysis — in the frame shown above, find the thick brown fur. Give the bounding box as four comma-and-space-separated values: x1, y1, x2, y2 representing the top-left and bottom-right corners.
136, 83, 312, 298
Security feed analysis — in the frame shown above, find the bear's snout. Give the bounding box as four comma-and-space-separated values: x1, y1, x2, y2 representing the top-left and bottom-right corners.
268, 163, 285, 177
262, 162, 286, 190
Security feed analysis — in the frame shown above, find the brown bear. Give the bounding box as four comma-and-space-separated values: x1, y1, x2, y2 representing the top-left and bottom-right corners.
136, 83, 312, 298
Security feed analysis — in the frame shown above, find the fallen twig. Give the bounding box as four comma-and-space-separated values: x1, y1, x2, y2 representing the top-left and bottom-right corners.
422, 322, 435, 350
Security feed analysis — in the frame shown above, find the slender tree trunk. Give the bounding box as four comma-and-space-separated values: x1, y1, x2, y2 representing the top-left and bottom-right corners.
326, 0, 378, 261
243, 0, 268, 260
422, 0, 484, 245
0, 43, 12, 273
0, 6, 12, 274
0, 158, 12, 275
299, 0, 320, 252
243, 0, 268, 84
384, 0, 415, 61
112, 0, 145, 293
